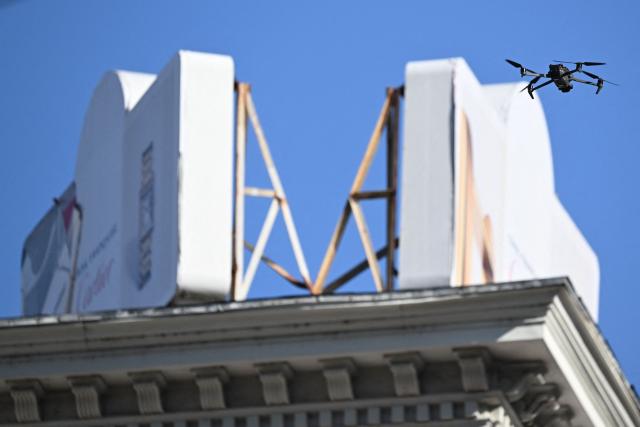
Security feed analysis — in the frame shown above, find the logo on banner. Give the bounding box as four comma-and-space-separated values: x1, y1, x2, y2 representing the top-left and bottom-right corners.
139, 142, 154, 288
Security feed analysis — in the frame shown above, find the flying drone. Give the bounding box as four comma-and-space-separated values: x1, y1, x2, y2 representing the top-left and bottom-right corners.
506, 59, 618, 98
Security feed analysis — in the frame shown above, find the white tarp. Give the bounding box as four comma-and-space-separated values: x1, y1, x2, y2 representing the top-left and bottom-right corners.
399, 58, 600, 319
22, 51, 235, 314
21, 184, 80, 314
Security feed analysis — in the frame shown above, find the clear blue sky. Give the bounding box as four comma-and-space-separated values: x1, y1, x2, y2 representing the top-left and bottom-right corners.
1, 0, 638, 386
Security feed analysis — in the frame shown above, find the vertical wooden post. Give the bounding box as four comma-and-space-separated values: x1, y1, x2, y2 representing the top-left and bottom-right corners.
232, 83, 248, 300
385, 88, 399, 292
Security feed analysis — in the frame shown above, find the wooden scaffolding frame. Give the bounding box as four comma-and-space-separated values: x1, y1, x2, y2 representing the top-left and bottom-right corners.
312, 86, 402, 295
231, 83, 313, 301
231, 83, 402, 300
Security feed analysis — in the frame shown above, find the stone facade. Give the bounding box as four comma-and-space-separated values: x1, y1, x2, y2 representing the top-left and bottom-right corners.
0, 279, 638, 426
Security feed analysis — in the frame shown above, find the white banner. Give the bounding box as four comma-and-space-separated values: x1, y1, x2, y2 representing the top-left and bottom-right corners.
399, 58, 600, 319
22, 51, 235, 315
21, 184, 80, 315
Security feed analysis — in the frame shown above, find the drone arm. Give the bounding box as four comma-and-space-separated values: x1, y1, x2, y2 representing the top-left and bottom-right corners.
570, 76, 596, 85
523, 70, 546, 77
571, 77, 605, 94
529, 78, 556, 93
519, 77, 552, 100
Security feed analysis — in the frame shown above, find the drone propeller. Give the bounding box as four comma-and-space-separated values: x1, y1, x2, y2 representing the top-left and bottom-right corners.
506, 59, 523, 69
580, 70, 619, 95
553, 60, 606, 66
506, 59, 542, 77
581, 70, 619, 85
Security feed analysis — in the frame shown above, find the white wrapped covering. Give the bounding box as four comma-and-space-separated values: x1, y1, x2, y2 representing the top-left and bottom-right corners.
399, 58, 599, 319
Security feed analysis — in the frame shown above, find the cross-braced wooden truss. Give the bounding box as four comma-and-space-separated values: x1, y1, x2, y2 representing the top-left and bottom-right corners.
231, 83, 313, 301
232, 83, 403, 300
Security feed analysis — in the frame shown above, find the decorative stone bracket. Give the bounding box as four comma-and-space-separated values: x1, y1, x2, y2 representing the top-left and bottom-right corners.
192, 366, 229, 410
67, 375, 106, 419
320, 358, 356, 401
256, 362, 293, 405
454, 347, 491, 392
129, 371, 166, 415
7, 379, 43, 423
385, 352, 424, 397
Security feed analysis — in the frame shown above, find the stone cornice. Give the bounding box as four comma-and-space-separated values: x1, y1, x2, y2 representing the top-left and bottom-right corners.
0, 280, 559, 360
545, 293, 638, 425
0, 278, 637, 425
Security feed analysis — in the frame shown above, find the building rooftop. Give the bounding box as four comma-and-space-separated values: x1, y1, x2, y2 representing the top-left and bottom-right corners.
1, 278, 638, 426
0, 277, 598, 328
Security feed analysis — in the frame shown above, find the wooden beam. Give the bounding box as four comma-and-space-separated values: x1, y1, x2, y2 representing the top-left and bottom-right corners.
244, 187, 276, 198
349, 94, 392, 193
325, 237, 399, 294
239, 199, 280, 300
349, 198, 384, 292
245, 92, 285, 198
351, 189, 394, 200
386, 89, 400, 291
232, 83, 249, 300
278, 197, 313, 289
244, 241, 308, 289
245, 91, 312, 289
314, 90, 394, 294
313, 202, 352, 294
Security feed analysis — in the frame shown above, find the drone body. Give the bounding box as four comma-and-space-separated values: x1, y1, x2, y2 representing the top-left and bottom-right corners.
506, 59, 618, 98
547, 63, 573, 92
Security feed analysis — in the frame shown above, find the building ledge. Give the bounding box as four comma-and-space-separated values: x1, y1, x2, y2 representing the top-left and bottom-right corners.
0, 278, 638, 426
